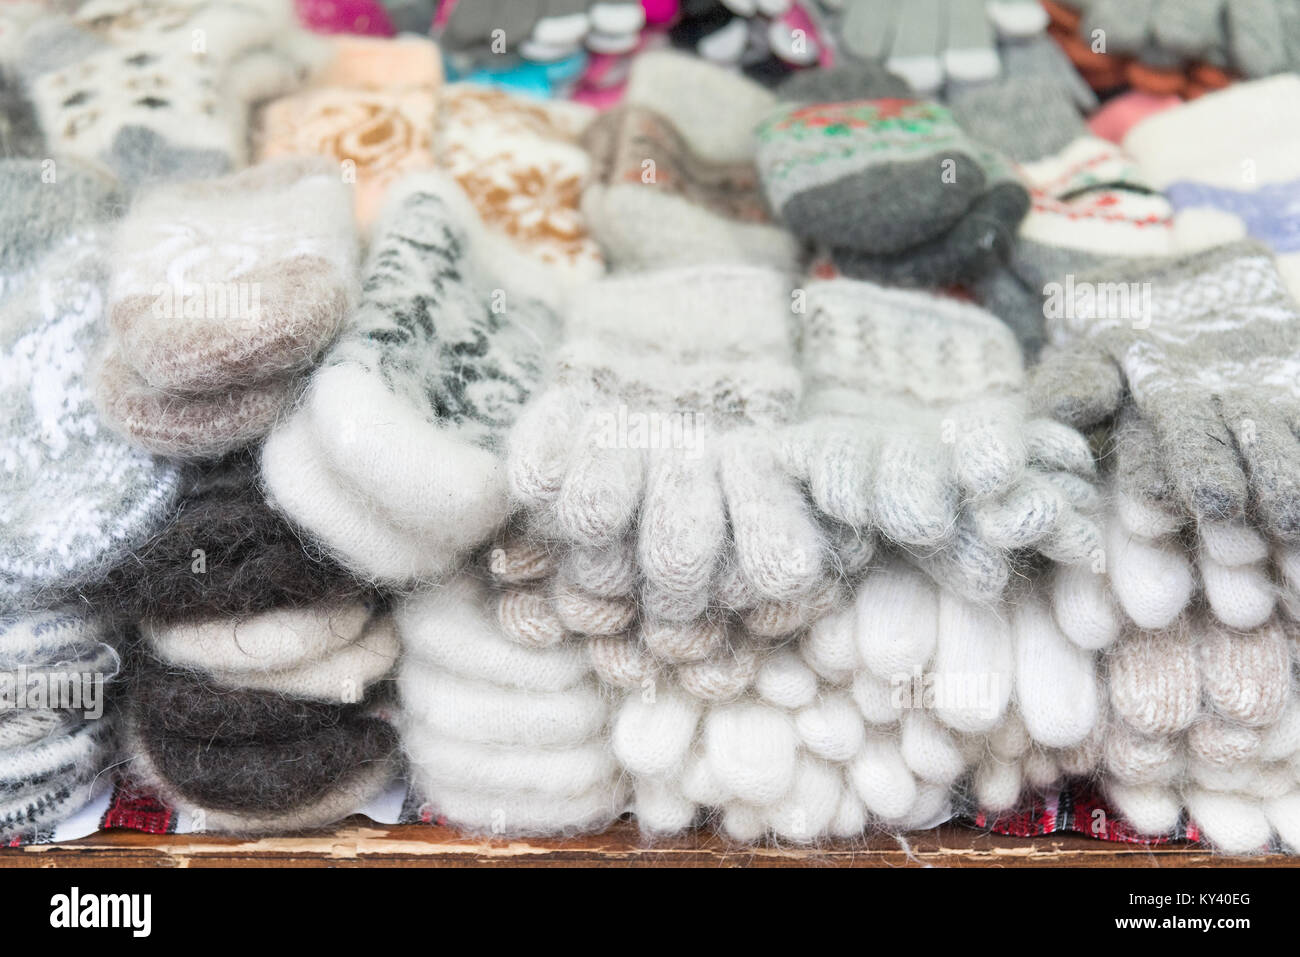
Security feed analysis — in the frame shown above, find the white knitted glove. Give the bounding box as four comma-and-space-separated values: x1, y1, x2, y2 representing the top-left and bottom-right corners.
508, 265, 829, 621
608, 551, 1099, 842
785, 279, 1100, 602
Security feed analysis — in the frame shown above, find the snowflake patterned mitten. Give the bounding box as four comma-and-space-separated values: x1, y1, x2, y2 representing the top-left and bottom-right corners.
262, 171, 563, 585
1, 226, 180, 609
436, 83, 604, 286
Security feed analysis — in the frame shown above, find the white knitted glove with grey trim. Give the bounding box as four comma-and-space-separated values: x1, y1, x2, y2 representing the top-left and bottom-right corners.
507, 265, 830, 622
782, 278, 1101, 602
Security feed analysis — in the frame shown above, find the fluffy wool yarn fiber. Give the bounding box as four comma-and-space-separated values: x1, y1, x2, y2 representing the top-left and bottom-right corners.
0, 608, 121, 839
262, 171, 562, 586
258, 33, 442, 229
19, 0, 324, 188
85, 452, 368, 626
580, 50, 800, 272
94, 156, 358, 459
1, 221, 180, 610
396, 574, 625, 836
122, 600, 400, 833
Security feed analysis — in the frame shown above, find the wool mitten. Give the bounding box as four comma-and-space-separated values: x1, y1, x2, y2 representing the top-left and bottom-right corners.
0, 718, 116, 839
1123, 76, 1300, 301
1, 227, 180, 610
784, 279, 1100, 602
85, 452, 367, 625
508, 266, 830, 620
93, 157, 357, 459
20, 0, 321, 187
0, 607, 121, 839
142, 606, 399, 704
263, 172, 561, 585
0, 158, 122, 303
258, 34, 441, 229
580, 52, 798, 272
435, 83, 604, 285
122, 698, 398, 833
120, 598, 400, 834
396, 575, 625, 835
756, 96, 1012, 254
1032, 241, 1300, 542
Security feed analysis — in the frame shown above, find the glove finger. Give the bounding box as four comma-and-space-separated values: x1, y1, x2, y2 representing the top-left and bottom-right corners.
1147, 392, 1248, 523
507, 387, 581, 509
931, 587, 1012, 732
950, 395, 1026, 500
875, 429, 957, 546
1024, 416, 1096, 477
854, 558, 938, 680
1222, 400, 1300, 539
638, 449, 726, 621
721, 435, 825, 603
1107, 628, 1201, 736
1027, 342, 1124, 430
1012, 595, 1100, 748
555, 410, 646, 544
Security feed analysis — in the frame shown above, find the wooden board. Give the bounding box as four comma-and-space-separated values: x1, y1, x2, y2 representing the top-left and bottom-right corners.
0, 820, 1295, 867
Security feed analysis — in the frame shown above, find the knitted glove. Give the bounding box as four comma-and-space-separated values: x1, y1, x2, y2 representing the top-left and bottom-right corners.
836, 0, 1049, 94
1031, 241, 1300, 537
786, 279, 1100, 602
611, 550, 1098, 841
1080, 0, 1292, 79
507, 266, 830, 620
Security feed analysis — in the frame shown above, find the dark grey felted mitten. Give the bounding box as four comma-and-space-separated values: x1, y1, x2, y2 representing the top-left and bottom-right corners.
755, 95, 999, 255
122, 709, 398, 833
831, 182, 1029, 287
84, 452, 369, 626
132, 661, 387, 745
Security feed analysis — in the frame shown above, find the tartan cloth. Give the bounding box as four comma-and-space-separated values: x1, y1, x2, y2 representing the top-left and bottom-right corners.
97, 778, 1217, 846
965, 781, 1195, 845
